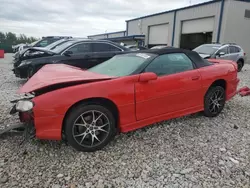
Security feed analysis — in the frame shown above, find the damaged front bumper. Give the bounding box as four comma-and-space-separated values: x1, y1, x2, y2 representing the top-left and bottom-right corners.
0, 98, 35, 142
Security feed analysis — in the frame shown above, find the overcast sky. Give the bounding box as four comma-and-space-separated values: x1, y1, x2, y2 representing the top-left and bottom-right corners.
0, 0, 210, 38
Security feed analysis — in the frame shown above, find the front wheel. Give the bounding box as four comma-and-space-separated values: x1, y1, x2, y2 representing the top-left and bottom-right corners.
27, 67, 34, 79
64, 104, 116, 152
203, 86, 226, 117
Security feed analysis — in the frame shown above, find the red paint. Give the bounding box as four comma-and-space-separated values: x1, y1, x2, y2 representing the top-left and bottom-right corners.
19, 60, 239, 140
18, 64, 115, 93
238, 86, 250, 96
0, 50, 4, 58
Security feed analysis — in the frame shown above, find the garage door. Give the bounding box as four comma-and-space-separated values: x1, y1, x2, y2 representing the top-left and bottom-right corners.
148, 24, 169, 45
182, 17, 214, 34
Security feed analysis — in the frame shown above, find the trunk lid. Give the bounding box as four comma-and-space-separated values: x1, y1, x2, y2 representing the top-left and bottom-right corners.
208, 58, 238, 70
18, 64, 115, 94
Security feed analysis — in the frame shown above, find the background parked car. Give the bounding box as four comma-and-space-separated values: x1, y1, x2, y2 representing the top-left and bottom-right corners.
13, 39, 131, 79
13, 38, 81, 64
150, 45, 169, 49
125, 45, 148, 51
193, 43, 247, 72
13, 36, 72, 59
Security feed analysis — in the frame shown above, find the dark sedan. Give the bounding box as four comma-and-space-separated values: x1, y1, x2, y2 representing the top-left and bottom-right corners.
13, 40, 130, 79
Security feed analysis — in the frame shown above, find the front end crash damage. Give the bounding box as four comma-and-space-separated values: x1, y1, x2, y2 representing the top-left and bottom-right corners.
0, 97, 35, 144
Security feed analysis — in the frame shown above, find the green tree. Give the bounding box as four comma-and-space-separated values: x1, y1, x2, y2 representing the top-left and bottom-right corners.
0, 31, 39, 52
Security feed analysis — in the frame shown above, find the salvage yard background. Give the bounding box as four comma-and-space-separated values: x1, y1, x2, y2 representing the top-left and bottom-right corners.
0, 54, 250, 187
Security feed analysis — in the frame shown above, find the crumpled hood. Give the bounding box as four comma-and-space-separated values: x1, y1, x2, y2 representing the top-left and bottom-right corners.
18, 64, 115, 93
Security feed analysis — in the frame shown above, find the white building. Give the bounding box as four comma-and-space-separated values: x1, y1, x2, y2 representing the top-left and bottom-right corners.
89, 0, 250, 57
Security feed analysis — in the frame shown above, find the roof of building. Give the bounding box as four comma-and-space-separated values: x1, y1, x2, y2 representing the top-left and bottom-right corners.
106, 35, 145, 41
88, 30, 126, 37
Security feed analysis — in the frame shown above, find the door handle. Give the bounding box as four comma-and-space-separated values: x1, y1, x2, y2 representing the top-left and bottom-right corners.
191, 76, 200, 80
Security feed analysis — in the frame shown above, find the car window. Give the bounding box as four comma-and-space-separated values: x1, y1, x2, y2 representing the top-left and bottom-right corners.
92, 43, 121, 52
89, 53, 155, 77
230, 46, 240, 53
35, 38, 59, 47
234, 46, 240, 53
229, 46, 236, 53
193, 45, 220, 55
67, 43, 92, 54
217, 47, 228, 54
145, 53, 194, 76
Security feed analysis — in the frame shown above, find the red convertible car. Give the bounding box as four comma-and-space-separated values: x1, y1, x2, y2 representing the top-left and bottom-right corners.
11, 48, 239, 152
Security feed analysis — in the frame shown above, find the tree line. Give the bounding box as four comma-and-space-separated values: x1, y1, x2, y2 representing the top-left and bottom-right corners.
0, 31, 39, 45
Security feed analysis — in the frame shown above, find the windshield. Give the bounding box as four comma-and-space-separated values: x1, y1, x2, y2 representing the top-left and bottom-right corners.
44, 39, 67, 50
89, 53, 154, 77
51, 41, 76, 53
193, 45, 220, 55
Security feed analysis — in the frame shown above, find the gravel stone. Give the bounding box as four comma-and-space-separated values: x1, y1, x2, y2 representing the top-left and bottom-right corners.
180, 168, 194, 175
0, 54, 250, 187
229, 157, 240, 164
56, 174, 64, 178
219, 147, 227, 152
0, 174, 9, 184
65, 176, 71, 181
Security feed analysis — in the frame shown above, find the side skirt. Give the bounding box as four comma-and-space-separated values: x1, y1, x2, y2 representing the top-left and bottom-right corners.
120, 106, 204, 133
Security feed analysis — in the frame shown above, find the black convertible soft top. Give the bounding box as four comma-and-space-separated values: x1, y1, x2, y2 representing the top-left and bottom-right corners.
134, 47, 212, 68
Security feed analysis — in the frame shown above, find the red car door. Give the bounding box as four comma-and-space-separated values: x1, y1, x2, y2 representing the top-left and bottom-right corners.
135, 53, 203, 120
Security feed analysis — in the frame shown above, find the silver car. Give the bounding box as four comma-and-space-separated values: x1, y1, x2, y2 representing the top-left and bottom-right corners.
193, 43, 247, 72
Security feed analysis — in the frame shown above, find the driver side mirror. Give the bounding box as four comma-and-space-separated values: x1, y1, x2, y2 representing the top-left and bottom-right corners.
64, 50, 73, 57
139, 72, 157, 82
217, 51, 226, 57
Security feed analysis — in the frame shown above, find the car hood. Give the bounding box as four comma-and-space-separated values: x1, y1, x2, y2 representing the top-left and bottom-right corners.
18, 64, 115, 94
23, 47, 56, 55
198, 53, 211, 59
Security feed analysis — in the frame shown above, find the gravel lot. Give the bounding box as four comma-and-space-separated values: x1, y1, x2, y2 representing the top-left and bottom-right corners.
0, 53, 250, 188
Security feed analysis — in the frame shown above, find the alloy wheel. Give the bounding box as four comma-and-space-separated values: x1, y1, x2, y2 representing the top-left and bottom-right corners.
208, 89, 225, 114
72, 110, 110, 148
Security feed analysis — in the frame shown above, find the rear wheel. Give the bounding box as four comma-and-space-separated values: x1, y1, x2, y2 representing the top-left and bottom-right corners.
203, 86, 226, 117
64, 104, 116, 152
237, 60, 243, 72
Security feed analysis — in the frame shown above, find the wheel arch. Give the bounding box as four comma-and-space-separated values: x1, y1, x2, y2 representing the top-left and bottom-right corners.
205, 79, 227, 98
62, 97, 120, 136
238, 58, 244, 66
208, 79, 227, 90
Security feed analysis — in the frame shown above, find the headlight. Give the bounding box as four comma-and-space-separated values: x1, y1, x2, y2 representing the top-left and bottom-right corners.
19, 61, 31, 67
16, 100, 34, 112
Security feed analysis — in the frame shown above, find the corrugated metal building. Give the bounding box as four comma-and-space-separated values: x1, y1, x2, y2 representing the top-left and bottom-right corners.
88, 0, 250, 58
126, 0, 250, 56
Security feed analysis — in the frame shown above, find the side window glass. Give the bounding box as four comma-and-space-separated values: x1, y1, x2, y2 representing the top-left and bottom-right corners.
68, 43, 91, 54
229, 46, 236, 53
36, 40, 48, 47
233, 46, 240, 53
230, 46, 241, 53
145, 53, 194, 76
92, 43, 121, 52
217, 47, 228, 54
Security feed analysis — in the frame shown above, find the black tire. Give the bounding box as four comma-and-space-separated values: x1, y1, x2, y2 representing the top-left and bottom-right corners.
203, 86, 226, 117
237, 60, 243, 72
64, 104, 116, 152
27, 67, 34, 79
